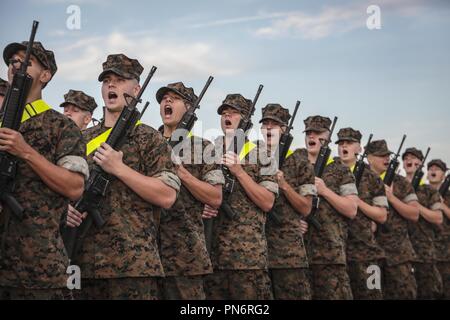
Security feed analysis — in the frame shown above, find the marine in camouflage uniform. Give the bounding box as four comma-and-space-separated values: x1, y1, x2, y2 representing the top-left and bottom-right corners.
428, 159, 450, 299
302, 116, 359, 300
66, 54, 180, 300
0, 41, 88, 300
403, 148, 444, 299
336, 128, 388, 300
0, 77, 8, 110
366, 140, 419, 300
156, 82, 224, 300
260, 104, 316, 300
59, 89, 98, 130
204, 94, 278, 300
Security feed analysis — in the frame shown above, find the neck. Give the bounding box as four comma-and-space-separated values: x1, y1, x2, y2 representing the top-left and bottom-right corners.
342, 158, 357, 168
429, 181, 441, 190
26, 87, 42, 104
406, 172, 414, 182
371, 166, 384, 176
104, 108, 121, 128
163, 124, 177, 139
308, 151, 318, 165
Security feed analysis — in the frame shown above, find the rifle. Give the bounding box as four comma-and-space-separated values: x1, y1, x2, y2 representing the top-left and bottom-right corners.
307, 116, 338, 230
411, 147, 430, 191
440, 174, 450, 198
267, 101, 301, 225
220, 85, 263, 220
62, 66, 157, 260
169, 76, 214, 148
383, 134, 407, 186
0, 21, 39, 220
353, 134, 373, 188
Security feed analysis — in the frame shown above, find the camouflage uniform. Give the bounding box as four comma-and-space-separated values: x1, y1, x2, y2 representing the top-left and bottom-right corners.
367, 140, 418, 300
205, 94, 279, 300
156, 82, 223, 300
261, 104, 317, 300
303, 116, 358, 300
60, 89, 98, 114
71, 54, 180, 300
429, 160, 450, 299
0, 78, 7, 112
0, 42, 87, 300
403, 148, 443, 299
336, 128, 387, 300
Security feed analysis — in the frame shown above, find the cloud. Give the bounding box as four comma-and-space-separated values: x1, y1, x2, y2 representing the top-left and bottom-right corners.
56, 31, 243, 82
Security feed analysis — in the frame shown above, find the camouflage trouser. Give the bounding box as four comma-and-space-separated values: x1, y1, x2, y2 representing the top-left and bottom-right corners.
347, 261, 383, 300
204, 269, 273, 300
310, 264, 353, 300
413, 263, 443, 300
382, 262, 417, 300
159, 275, 206, 300
0, 286, 73, 300
269, 268, 312, 300
74, 277, 160, 300
436, 262, 450, 299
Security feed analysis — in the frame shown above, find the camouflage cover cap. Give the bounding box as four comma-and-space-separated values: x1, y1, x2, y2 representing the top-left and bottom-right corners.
402, 147, 424, 161
217, 94, 252, 117
0, 77, 8, 96
259, 103, 291, 126
366, 139, 392, 156
60, 89, 98, 114
303, 115, 332, 133
3, 41, 57, 77
98, 54, 143, 82
156, 82, 198, 105
335, 127, 362, 144
427, 159, 447, 172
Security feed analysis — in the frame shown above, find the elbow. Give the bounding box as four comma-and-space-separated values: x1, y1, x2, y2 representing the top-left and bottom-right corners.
347, 202, 358, 220
377, 208, 388, 224
261, 195, 275, 213
409, 209, 420, 223
209, 190, 223, 209
160, 190, 177, 209
435, 211, 444, 225
66, 179, 84, 201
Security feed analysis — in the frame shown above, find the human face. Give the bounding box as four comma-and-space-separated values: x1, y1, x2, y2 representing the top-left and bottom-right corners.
160, 91, 189, 128
305, 130, 329, 156
7, 50, 51, 89
368, 154, 390, 174
261, 119, 284, 149
403, 153, 422, 175
63, 104, 92, 130
338, 140, 361, 164
101, 73, 140, 113
220, 106, 242, 135
427, 165, 445, 184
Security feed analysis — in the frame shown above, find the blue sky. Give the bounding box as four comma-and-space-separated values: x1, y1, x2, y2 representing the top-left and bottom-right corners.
1, 0, 449, 167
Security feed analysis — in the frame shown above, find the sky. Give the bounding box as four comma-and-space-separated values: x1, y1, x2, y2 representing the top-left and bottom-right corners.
1, 0, 449, 170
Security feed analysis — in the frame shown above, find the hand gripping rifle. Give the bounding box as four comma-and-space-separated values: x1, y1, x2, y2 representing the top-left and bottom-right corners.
383, 134, 407, 186
411, 147, 430, 191
353, 134, 373, 188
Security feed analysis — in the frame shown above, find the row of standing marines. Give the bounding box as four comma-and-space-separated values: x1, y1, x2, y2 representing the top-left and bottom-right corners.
0, 22, 449, 300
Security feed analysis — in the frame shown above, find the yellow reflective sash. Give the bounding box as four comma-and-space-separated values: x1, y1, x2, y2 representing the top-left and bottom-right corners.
86, 120, 142, 156
419, 179, 425, 186
285, 149, 294, 159
326, 157, 334, 166
380, 171, 386, 180
351, 164, 356, 172
238, 141, 257, 161
0, 99, 51, 126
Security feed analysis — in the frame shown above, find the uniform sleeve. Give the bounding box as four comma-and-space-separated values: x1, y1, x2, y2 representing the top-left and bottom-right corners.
201, 139, 225, 186
338, 164, 358, 196
142, 129, 181, 192
55, 118, 89, 179
429, 188, 443, 211
295, 154, 317, 197
395, 176, 418, 203
371, 174, 389, 208
257, 157, 279, 196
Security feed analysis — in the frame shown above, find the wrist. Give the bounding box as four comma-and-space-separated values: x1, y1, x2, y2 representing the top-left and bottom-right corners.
22, 144, 37, 162
114, 162, 128, 179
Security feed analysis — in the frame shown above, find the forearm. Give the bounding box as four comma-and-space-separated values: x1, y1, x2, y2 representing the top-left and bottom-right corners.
24, 147, 84, 201
322, 189, 358, 219
443, 203, 450, 220
390, 198, 419, 222
418, 205, 443, 225
180, 172, 222, 208
236, 170, 275, 212
115, 164, 176, 209
281, 183, 312, 217
358, 199, 388, 224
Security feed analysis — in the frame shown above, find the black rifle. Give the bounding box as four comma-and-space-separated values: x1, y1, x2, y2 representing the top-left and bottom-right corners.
169, 76, 214, 148
0, 21, 39, 220
440, 174, 450, 198
353, 134, 373, 188
411, 147, 430, 191
383, 134, 407, 186
307, 117, 338, 230
62, 66, 157, 260
220, 85, 263, 220
267, 101, 300, 225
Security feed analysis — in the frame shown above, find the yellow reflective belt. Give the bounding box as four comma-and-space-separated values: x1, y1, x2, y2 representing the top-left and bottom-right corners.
86, 120, 142, 156
238, 141, 257, 161
285, 149, 294, 159
0, 99, 51, 126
